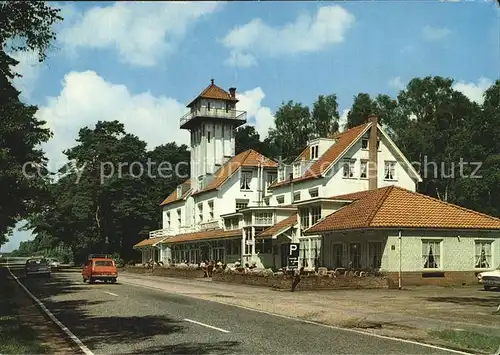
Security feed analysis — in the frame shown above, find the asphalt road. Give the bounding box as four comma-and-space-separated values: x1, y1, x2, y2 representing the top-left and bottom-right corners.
8, 267, 464, 355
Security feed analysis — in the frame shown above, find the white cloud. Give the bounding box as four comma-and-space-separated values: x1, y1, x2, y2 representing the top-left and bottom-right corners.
422, 25, 451, 41
58, 2, 222, 67
221, 5, 354, 67
388, 76, 405, 90
453, 77, 493, 104
37, 71, 189, 170
236, 87, 275, 138
338, 109, 349, 132
9, 51, 42, 101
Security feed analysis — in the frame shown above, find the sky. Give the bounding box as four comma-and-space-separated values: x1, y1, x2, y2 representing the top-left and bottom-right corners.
2, 0, 499, 252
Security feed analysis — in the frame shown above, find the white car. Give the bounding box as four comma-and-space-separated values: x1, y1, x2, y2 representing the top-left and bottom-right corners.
48, 258, 60, 269
477, 265, 500, 291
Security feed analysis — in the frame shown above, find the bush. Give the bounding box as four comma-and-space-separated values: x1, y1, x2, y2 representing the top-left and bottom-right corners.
111, 253, 124, 267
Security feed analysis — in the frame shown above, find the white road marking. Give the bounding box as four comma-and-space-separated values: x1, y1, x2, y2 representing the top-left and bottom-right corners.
103, 291, 119, 297
7, 267, 94, 355
183, 318, 230, 333
121, 279, 473, 355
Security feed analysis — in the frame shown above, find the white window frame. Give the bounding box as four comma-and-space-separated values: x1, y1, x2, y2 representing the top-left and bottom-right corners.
278, 168, 285, 182
236, 200, 249, 210
474, 240, 493, 269
360, 159, 368, 179
276, 195, 285, 205
299, 207, 309, 229
309, 188, 319, 198
198, 176, 205, 189
384, 161, 397, 181
176, 209, 181, 226
197, 203, 203, 223
293, 191, 301, 202
255, 212, 273, 225
361, 139, 368, 150
293, 163, 301, 178
266, 172, 277, 188
367, 241, 383, 269
310, 205, 321, 225
240, 170, 252, 191
342, 158, 355, 178
166, 211, 171, 228
422, 239, 442, 270
208, 200, 214, 221
310, 145, 319, 159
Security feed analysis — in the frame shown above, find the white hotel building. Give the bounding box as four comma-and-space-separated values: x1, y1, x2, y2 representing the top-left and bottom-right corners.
134, 80, 500, 286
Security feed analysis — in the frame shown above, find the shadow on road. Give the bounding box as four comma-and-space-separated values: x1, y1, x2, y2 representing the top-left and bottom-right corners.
425, 294, 500, 308
127, 341, 240, 355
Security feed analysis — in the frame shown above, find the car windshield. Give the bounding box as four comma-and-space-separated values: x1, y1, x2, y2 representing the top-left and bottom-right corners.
94, 260, 113, 267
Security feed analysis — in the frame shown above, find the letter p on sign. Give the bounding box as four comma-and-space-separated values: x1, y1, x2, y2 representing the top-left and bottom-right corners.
289, 244, 298, 255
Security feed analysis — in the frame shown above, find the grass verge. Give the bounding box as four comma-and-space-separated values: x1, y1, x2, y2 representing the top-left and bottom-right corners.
429, 329, 500, 354
0, 269, 51, 354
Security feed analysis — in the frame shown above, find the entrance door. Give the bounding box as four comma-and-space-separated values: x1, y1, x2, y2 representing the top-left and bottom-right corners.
280, 243, 288, 268
201, 245, 209, 262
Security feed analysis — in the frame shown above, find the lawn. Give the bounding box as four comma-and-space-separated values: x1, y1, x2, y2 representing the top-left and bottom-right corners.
429, 329, 500, 354
0, 268, 50, 354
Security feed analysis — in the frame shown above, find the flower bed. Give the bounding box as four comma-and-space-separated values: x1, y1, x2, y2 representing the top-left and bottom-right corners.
212, 268, 393, 290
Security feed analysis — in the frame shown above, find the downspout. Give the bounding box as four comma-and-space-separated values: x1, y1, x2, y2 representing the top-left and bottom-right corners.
289, 172, 294, 205
398, 230, 402, 290
368, 115, 378, 190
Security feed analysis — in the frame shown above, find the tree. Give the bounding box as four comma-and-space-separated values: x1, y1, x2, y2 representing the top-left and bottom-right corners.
235, 126, 262, 155
0, 2, 62, 246
346, 93, 376, 129
311, 94, 340, 137
267, 101, 311, 162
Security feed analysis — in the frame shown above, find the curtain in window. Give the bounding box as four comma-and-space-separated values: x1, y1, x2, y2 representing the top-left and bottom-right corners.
423, 244, 438, 268
475, 243, 490, 268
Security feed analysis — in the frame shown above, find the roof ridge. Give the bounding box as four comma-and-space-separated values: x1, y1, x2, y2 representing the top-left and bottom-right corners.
393, 186, 500, 223
332, 121, 371, 138
366, 186, 396, 226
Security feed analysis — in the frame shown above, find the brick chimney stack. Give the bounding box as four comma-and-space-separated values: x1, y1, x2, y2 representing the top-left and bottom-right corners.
368, 115, 378, 190
229, 87, 236, 98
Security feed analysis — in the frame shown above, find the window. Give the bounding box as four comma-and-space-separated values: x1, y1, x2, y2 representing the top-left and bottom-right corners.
309, 188, 319, 198
198, 176, 205, 189
377, 139, 381, 150
311, 145, 319, 159
236, 200, 248, 210
368, 242, 383, 269
278, 168, 285, 182
310, 206, 321, 225
207, 102, 211, 110
293, 192, 301, 202
228, 239, 240, 255
384, 161, 397, 180
348, 243, 361, 269
197, 203, 203, 223
208, 131, 211, 143
208, 200, 214, 220
293, 163, 300, 178
475, 241, 492, 269
422, 240, 441, 269
255, 212, 273, 225
240, 170, 252, 190
176, 209, 181, 226
342, 159, 355, 178
264, 197, 270, 206
244, 213, 252, 225
256, 238, 272, 254
266, 172, 277, 188
276, 195, 284, 205
299, 208, 309, 229
361, 139, 368, 150
332, 243, 344, 268
166, 212, 171, 228
360, 159, 368, 179
177, 185, 182, 197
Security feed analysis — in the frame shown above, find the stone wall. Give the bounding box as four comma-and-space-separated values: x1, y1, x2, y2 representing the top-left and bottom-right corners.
124, 266, 205, 279
385, 271, 480, 287
212, 271, 391, 290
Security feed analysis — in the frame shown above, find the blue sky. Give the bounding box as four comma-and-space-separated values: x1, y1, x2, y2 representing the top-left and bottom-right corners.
2, 0, 498, 252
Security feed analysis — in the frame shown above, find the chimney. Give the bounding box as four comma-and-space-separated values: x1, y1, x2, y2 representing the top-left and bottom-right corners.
368, 114, 378, 190
210, 78, 215, 85
229, 87, 236, 98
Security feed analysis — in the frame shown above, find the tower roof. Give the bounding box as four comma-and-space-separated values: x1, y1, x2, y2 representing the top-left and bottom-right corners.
187, 79, 238, 107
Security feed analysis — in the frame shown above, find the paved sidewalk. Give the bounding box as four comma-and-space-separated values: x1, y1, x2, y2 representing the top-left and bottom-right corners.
119, 272, 500, 340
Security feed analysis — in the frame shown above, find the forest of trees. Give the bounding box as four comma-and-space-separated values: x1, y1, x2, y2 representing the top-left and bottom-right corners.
2, 2, 499, 263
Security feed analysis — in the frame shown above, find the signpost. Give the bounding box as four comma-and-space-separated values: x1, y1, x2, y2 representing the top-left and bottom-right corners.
286, 243, 299, 270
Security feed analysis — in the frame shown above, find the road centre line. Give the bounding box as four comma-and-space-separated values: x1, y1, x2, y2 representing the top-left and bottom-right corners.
103, 291, 119, 297
7, 267, 95, 355
183, 318, 230, 333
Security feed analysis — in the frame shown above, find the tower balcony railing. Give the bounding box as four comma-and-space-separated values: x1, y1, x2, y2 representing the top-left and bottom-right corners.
180, 107, 247, 128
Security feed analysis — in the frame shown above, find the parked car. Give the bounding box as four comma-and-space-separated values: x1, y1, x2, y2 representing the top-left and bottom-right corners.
477, 264, 500, 291
48, 258, 60, 269
82, 255, 118, 284
25, 258, 51, 278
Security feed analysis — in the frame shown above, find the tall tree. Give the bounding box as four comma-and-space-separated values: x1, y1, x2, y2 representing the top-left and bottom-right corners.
0, 2, 62, 245
311, 94, 340, 137
346, 93, 376, 129
267, 101, 311, 162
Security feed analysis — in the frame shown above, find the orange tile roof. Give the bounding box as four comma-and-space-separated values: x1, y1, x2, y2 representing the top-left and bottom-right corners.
305, 186, 500, 234
294, 146, 310, 162
257, 214, 297, 238
160, 179, 191, 207
165, 229, 242, 243
133, 237, 165, 248
270, 123, 371, 188
193, 149, 278, 195
187, 79, 238, 107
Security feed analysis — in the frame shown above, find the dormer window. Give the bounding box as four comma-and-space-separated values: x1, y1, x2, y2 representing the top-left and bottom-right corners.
342, 158, 355, 178
278, 167, 285, 182
310, 145, 319, 159
293, 163, 301, 178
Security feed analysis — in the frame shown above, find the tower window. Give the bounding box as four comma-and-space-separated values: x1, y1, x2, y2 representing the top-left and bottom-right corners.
208, 131, 211, 143
240, 170, 252, 190
207, 102, 211, 110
